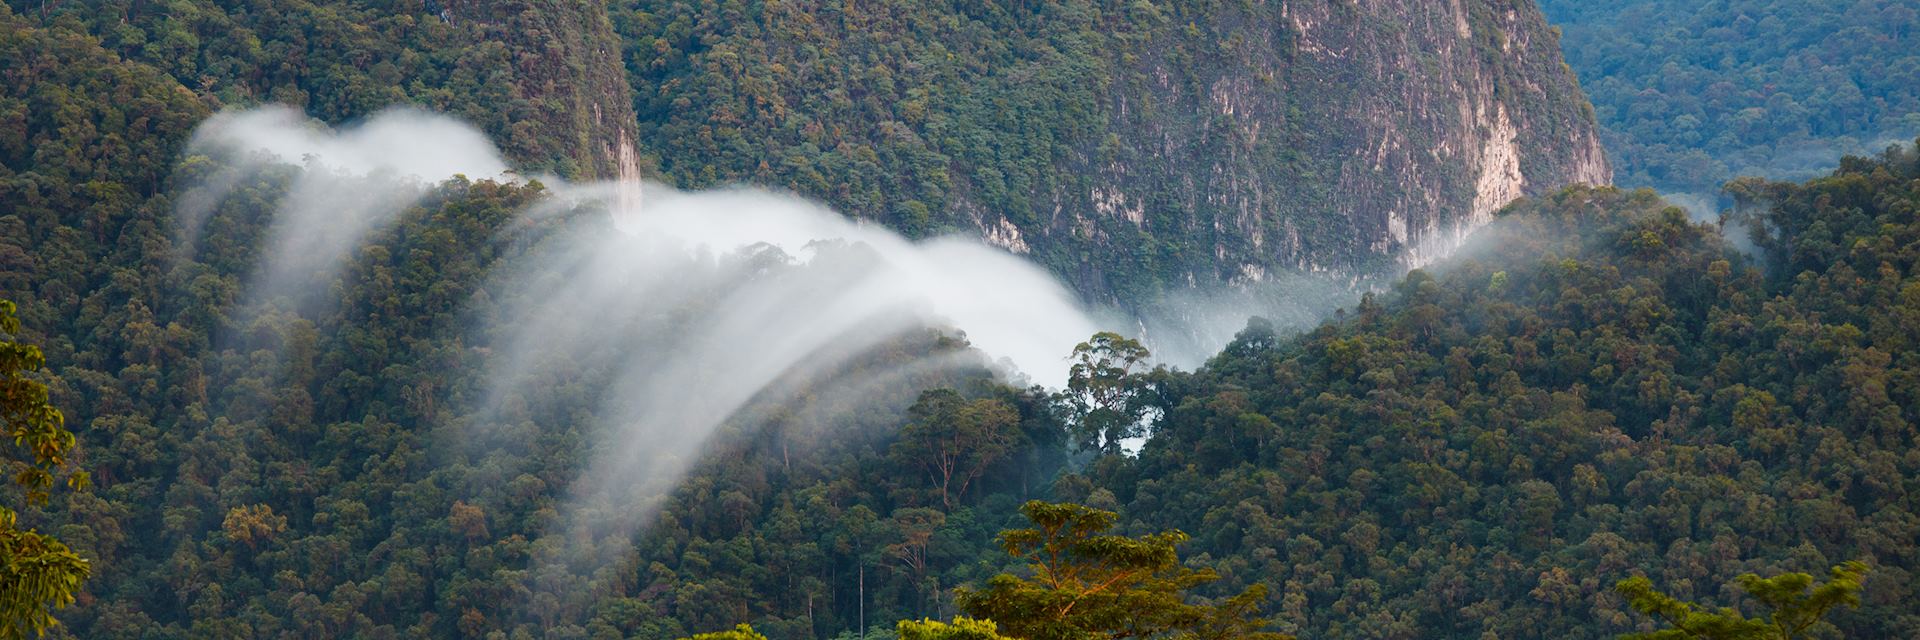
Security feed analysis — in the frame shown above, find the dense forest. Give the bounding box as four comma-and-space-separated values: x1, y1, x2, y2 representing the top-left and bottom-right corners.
10, 114, 1917, 636
0, 0, 643, 181
6, 0, 1611, 298
7, 9, 1919, 625
5, 0, 1920, 638
1541, 0, 1920, 201
569, 144, 1920, 639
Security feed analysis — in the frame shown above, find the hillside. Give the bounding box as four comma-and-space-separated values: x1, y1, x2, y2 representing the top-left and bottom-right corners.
568, 144, 1920, 639
7, 108, 1905, 635
4, 0, 643, 182
33, 1, 1908, 639
1082, 145, 1920, 637
612, 0, 1611, 297
1541, 0, 1920, 202
5, 4, 1914, 628
8, 0, 1609, 298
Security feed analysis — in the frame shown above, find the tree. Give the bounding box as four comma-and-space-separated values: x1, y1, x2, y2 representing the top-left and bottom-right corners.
0, 299, 91, 639
891, 389, 1020, 509
222, 504, 289, 550
1062, 333, 1154, 455
898, 617, 1015, 640
956, 500, 1289, 640
1615, 561, 1869, 640
681, 623, 769, 640
887, 507, 948, 613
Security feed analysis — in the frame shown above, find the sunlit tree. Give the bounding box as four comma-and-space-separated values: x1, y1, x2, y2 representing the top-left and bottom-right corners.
898, 616, 1015, 640
1615, 561, 1869, 640
1, 300, 90, 639
957, 500, 1290, 640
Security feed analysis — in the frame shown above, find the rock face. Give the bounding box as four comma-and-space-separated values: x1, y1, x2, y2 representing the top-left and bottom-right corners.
616, 0, 1611, 298
1043, 0, 1613, 284
25, 0, 1604, 298
442, 0, 644, 185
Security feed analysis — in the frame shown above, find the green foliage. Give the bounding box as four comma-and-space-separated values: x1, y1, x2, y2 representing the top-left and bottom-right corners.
683, 623, 770, 640
1067, 143, 1920, 638
956, 500, 1287, 640
0, 300, 85, 504
897, 617, 1014, 640
5, 0, 1920, 637
0, 300, 89, 640
11, 0, 640, 180
0, 516, 88, 640
1542, 0, 1920, 197
890, 390, 1022, 510
1615, 561, 1869, 639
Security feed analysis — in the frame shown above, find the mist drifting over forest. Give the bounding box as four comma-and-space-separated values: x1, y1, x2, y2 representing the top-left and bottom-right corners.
9, 1, 1919, 637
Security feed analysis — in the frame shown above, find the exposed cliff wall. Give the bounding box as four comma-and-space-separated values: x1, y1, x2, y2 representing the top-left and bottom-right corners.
1094, 0, 1614, 277
443, 0, 643, 183
16, 0, 1603, 299
615, 0, 1610, 300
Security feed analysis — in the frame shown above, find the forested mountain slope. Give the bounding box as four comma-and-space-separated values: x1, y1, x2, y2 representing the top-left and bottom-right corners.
1078, 144, 1920, 638
6, 0, 644, 182
601, 144, 1920, 639
610, 0, 1610, 296
39, 1, 1920, 638
8, 6, 1915, 626
8, 0, 1610, 298
1541, 0, 1920, 201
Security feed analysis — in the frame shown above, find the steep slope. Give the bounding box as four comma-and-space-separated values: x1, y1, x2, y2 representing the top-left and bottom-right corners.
8, 0, 644, 182
614, 0, 1611, 297
11, 0, 1608, 298
0, 3, 209, 329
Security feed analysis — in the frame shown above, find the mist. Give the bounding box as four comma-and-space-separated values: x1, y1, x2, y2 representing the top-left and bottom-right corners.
173, 106, 1388, 608
173, 106, 1122, 595
477, 181, 1103, 542
177, 105, 513, 307
1127, 275, 1361, 370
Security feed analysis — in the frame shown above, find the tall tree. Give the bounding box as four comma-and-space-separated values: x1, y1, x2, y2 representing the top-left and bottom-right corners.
891, 389, 1020, 510
1061, 333, 1154, 455
0, 300, 90, 639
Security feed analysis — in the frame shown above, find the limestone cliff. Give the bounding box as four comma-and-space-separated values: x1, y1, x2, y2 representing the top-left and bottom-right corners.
443, 0, 644, 185
20, 0, 1604, 298
1044, 0, 1614, 286
616, 0, 1611, 298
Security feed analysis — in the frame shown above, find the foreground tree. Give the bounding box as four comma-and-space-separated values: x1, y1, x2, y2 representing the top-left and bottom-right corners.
957, 500, 1290, 640
680, 623, 769, 640
899, 617, 1016, 640
0, 300, 90, 639
1615, 561, 1869, 640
